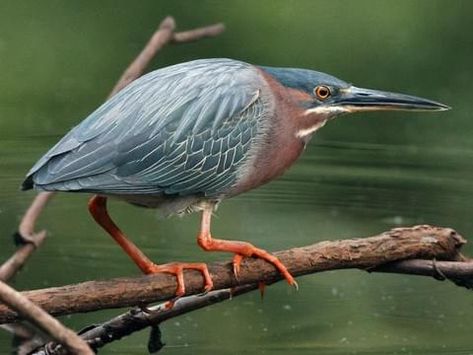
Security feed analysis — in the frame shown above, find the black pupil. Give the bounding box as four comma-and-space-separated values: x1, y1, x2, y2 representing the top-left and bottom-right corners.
318, 87, 328, 97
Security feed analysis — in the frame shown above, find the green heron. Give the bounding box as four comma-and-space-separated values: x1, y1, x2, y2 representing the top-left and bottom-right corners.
22, 58, 448, 295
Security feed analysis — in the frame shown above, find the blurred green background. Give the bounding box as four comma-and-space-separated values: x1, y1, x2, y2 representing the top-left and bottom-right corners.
1, 1, 472, 354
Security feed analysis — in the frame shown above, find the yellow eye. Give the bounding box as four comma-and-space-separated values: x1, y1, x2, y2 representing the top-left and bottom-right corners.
314, 85, 331, 100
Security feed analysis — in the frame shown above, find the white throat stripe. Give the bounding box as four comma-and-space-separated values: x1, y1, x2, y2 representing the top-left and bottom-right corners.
296, 121, 327, 138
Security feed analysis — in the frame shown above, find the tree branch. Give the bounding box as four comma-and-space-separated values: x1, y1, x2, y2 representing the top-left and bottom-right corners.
0, 225, 466, 324
18, 192, 55, 240
373, 258, 473, 288
0, 281, 92, 354
0, 192, 54, 282
0, 231, 46, 282
171, 23, 225, 43
31, 285, 257, 355
31, 258, 473, 354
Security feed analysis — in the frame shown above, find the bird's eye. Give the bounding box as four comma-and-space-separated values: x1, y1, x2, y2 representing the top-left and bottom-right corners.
314, 85, 331, 100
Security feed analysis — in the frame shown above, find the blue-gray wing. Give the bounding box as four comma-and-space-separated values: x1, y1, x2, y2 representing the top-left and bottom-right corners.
24, 59, 270, 197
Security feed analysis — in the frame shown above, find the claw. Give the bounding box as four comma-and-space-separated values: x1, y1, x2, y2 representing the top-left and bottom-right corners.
147, 262, 213, 298
139, 300, 175, 315
201, 281, 213, 295
234, 248, 297, 288
279, 268, 298, 289
232, 254, 243, 280
164, 299, 177, 310
258, 281, 266, 299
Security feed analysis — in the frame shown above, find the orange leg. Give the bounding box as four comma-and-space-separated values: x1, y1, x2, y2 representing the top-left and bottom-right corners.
88, 195, 213, 297
197, 207, 297, 288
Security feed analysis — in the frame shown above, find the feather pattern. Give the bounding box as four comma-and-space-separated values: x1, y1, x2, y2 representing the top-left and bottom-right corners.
24, 59, 272, 199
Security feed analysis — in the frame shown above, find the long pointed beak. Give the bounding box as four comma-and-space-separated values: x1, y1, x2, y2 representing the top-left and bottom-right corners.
335, 86, 450, 112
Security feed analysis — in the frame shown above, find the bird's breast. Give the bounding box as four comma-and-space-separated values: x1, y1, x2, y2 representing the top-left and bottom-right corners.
230, 76, 308, 196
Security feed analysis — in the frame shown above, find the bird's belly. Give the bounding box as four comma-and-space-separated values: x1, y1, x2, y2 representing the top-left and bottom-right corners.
112, 193, 207, 217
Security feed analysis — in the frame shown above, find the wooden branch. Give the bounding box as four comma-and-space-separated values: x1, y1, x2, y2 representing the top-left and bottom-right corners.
0, 231, 46, 282
32, 285, 257, 355
0, 225, 466, 324
171, 23, 225, 43
18, 192, 54, 239
0, 192, 54, 282
19, 225, 473, 354
373, 259, 473, 288
31, 256, 473, 354
0, 281, 92, 354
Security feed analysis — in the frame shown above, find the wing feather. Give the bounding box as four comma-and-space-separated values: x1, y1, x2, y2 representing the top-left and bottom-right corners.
24, 59, 270, 197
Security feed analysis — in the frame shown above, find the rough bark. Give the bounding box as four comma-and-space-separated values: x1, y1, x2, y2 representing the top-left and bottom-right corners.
0, 225, 466, 324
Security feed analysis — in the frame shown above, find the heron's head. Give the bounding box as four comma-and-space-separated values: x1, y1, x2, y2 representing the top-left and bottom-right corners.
261, 66, 449, 139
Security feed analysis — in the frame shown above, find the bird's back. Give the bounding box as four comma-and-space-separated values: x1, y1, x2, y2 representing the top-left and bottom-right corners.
23, 59, 274, 205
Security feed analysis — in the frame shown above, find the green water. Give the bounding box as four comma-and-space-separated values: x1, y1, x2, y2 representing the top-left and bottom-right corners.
1, 1, 473, 354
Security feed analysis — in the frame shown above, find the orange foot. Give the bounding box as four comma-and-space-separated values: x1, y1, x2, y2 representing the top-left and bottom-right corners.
232, 246, 298, 289
198, 208, 298, 290
145, 262, 213, 297
199, 234, 297, 289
